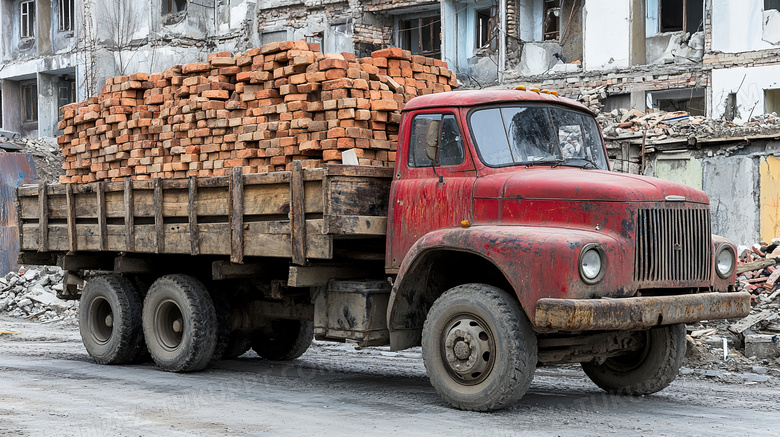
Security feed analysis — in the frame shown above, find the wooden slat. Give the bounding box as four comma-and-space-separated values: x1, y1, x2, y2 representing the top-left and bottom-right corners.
188, 176, 199, 256
290, 161, 307, 266
327, 216, 388, 235
97, 181, 107, 251
38, 181, 48, 253
66, 183, 77, 251
154, 178, 164, 253
230, 167, 244, 264
124, 178, 134, 252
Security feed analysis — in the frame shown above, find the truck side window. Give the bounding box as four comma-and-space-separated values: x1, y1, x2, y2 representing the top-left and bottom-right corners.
409, 114, 465, 167
439, 115, 465, 166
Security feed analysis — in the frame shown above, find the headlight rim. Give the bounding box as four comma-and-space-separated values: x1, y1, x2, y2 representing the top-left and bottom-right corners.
715, 244, 736, 279
579, 243, 606, 285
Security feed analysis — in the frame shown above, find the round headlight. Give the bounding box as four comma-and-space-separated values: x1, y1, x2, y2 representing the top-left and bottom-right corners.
579, 244, 605, 284
715, 246, 735, 279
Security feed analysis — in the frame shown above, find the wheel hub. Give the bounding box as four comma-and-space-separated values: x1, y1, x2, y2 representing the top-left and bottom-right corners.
155, 299, 184, 350
89, 296, 114, 345
442, 317, 494, 383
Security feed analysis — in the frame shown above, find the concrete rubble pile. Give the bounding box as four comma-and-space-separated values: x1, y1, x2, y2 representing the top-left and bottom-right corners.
683, 240, 780, 377
0, 265, 77, 324
57, 41, 457, 183
586, 99, 780, 143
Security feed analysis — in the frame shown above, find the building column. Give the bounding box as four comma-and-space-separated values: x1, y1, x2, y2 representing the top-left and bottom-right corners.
37, 73, 58, 137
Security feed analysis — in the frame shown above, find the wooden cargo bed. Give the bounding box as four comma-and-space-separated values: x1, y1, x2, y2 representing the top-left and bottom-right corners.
17, 164, 392, 265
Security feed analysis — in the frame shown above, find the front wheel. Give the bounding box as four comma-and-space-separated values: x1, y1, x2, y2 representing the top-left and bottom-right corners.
421, 284, 538, 412
581, 324, 686, 395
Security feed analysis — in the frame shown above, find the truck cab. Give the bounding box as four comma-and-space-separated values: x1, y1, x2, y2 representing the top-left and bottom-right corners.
384, 89, 749, 410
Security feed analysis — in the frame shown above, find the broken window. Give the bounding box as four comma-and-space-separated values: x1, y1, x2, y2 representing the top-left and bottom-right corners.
59, 0, 74, 32
543, 0, 561, 41
476, 8, 497, 49
162, 0, 187, 15
767, 89, 780, 115
408, 114, 464, 168
58, 78, 76, 109
603, 94, 631, 113
766, 0, 780, 11
649, 88, 705, 116
660, 0, 703, 33
20, 0, 35, 39
261, 30, 288, 45
22, 83, 38, 122
399, 15, 441, 58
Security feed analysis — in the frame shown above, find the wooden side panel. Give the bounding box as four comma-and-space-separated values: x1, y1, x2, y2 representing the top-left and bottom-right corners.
17, 167, 391, 258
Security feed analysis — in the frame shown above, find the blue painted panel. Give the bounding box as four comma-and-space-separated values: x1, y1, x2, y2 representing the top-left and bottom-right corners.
0, 153, 38, 275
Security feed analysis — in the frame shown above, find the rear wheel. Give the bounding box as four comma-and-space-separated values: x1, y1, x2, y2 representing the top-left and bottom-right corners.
422, 284, 537, 411
79, 275, 145, 364
223, 333, 252, 359
252, 319, 313, 361
581, 324, 686, 395
142, 275, 218, 372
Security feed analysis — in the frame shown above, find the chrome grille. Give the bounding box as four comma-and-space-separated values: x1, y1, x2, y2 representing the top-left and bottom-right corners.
634, 208, 711, 282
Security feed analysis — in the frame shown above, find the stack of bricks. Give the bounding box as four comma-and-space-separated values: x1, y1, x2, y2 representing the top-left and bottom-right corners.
57, 41, 457, 183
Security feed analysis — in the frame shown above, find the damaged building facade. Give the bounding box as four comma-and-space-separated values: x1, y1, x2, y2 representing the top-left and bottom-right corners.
0, 0, 261, 139
3, 0, 778, 139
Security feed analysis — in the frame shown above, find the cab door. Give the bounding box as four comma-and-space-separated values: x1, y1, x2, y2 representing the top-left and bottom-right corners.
386, 110, 476, 270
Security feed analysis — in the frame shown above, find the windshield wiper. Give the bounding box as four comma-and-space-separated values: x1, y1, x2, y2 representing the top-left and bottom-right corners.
525, 158, 564, 168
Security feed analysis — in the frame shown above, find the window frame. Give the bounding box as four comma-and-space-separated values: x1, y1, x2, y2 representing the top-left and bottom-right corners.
21, 82, 38, 123
58, 0, 74, 32
407, 112, 466, 169
397, 13, 442, 58
20, 0, 35, 39
162, 0, 187, 15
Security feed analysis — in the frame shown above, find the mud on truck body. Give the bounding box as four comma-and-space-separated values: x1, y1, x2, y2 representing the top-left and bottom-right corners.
17, 89, 750, 411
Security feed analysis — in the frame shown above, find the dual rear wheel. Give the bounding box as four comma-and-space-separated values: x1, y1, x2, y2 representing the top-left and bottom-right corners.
79, 274, 313, 372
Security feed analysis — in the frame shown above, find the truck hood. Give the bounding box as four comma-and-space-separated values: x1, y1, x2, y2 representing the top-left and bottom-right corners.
496, 168, 709, 204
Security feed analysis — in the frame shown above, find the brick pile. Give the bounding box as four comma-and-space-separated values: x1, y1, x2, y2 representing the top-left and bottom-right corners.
57, 41, 457, 183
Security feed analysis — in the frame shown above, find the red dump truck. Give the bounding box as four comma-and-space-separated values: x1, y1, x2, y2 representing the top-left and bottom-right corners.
16, 89, 750, 411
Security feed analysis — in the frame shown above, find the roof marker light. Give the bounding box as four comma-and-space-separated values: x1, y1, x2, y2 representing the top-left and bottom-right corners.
515, 86, 526, 91
529, 88, 540, 93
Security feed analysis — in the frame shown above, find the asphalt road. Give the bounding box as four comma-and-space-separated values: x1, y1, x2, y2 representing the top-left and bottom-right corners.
1, 316, 778, 437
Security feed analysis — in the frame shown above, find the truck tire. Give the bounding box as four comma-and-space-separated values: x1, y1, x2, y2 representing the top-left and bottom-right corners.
208, 293, 233, 365
142, 275, 218, 372
252, 319, 314, 361
581, 323, 686, 395
421, 284, 538, 412
223, 333, 252, 359
79, 275, 145, 365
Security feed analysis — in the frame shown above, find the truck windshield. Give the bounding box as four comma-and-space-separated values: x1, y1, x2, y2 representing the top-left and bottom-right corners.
469, 105, 609, 170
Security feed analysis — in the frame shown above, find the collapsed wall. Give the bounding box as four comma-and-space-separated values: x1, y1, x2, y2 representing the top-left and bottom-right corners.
57, 41, 457, 183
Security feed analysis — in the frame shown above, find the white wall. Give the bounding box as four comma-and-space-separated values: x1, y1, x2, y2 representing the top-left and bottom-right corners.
583, 0, 631, 70
711, 0, 780, 53
710, 64, 780, 120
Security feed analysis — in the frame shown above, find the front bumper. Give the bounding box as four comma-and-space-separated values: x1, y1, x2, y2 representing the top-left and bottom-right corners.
534, 292, 751, 332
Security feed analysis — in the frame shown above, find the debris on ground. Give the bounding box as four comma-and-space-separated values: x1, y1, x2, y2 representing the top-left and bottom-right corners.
684, 239, 780, 375
0, 266, 77, 325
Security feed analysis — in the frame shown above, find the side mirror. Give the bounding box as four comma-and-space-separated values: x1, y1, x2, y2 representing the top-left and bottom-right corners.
424, 119, 441, 162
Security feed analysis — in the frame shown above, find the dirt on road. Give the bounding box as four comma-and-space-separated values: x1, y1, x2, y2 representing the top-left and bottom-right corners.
0, 316, 778, 437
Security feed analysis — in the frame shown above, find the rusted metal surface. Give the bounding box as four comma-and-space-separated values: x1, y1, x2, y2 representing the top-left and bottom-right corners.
0, 153, 37, 275
533, 291, 751, 332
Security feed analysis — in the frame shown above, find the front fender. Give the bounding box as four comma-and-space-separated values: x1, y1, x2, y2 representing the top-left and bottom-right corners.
388, 225, 631, 339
